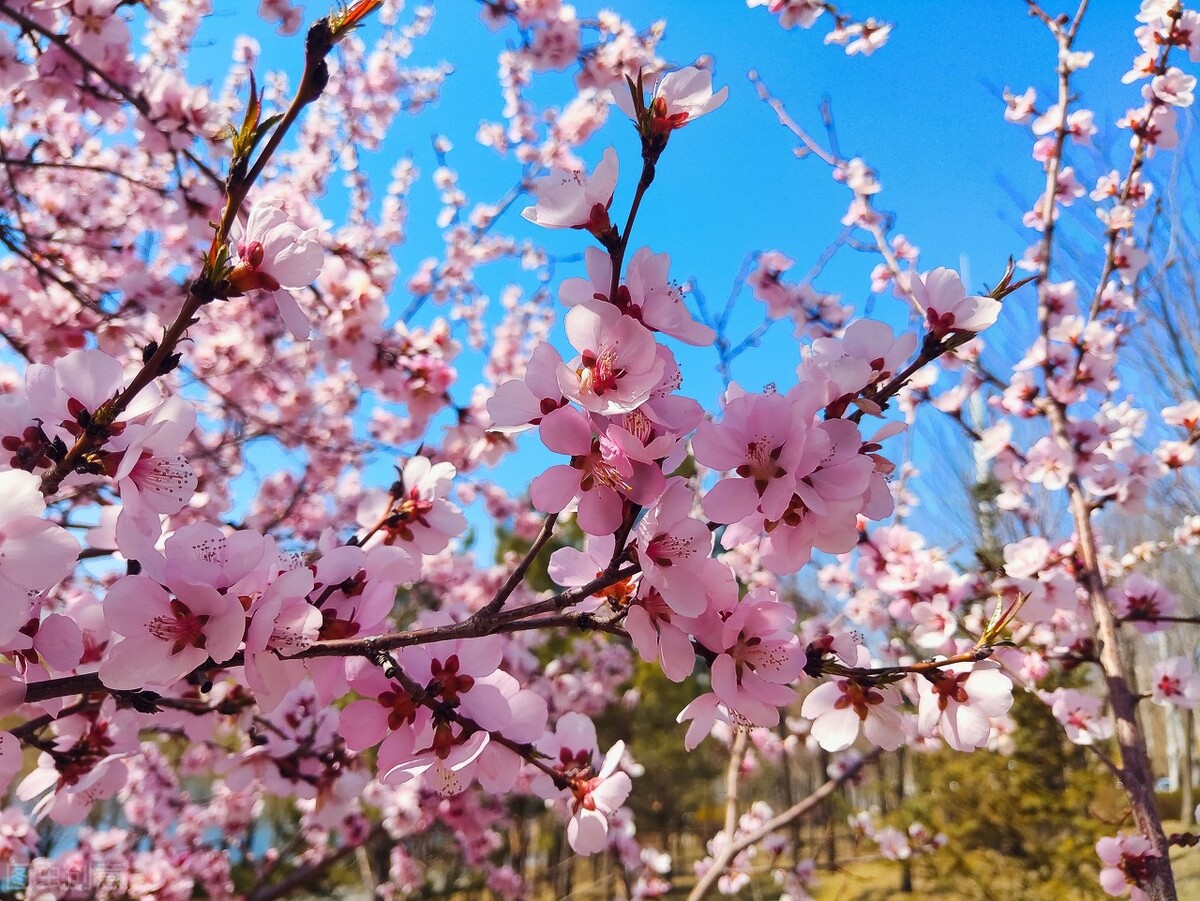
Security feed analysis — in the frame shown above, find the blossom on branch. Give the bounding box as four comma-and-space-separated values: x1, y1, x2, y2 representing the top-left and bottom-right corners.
227, 200, 325, 339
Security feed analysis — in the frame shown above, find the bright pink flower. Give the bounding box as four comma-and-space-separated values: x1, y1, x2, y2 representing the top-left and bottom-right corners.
625, 588, 698, 682
521, 147, 619, 233
558, 302, 665, 414
99, 576, 245, 689
706, 588, 805, 726
746, 417, 877, 574
227, 200, 324, 339
634, 478, 713, 616
340, 660, 428, 771
559, 247, 715, 346
694, 384, 821, 525
532, 711, 600, 799
531, 406, 665, 534
916, 661, 1013, 751
487, 343, 567, 433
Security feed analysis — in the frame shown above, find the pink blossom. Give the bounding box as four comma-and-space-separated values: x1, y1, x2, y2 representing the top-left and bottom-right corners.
99, 576, 245, 689
1042, 687, 1115, 745
801, 319, 916, 397
1148, 656, 1200, 708
0, 470, 80, 644
521, 147, 619, 233
560, 246, 715, 345
634, 478, 713, 616
1112, 574, 1178, 633
531, 406, 665, 534
916, 661, 1013, 751
567, 740, 633, 854
694, 384, 819, 525
801, 664, 905, 753
487, 343, 567, 433
1097, 833, 1159, 900
228, 200, 325, 339
705, 588, 805, 726
357, 456, 467, 555
910, 267, 1001, 338
616, 66, 728, 133
625, 587, 699, 682
558, 302, 665, 414
872, 826, 910, 860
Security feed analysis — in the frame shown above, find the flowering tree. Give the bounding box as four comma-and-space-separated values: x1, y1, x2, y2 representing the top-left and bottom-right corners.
0, 0, 1197, 899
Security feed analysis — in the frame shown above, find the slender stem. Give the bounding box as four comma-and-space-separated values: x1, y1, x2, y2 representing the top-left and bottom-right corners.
688, 748, 882, 901
1025, 5, 1175, 897
478, 512, 559, 619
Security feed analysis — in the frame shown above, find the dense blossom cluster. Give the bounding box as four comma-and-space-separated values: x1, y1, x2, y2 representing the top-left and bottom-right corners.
0, 0, 1195, 898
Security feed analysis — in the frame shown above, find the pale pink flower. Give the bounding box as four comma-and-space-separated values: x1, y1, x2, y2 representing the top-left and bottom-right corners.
243, 567, 321, 712
568, 740, 633, 854
873, 826, 910, 860
1022, 437, 1072, 491
1151, 67, 1196, 107
825, 18, 892, 55
910, 267, 1001, 337
1003, 86, 1037, 123
559, 246, 715, 345
616, 65, 728, 133
1112, 574, 1178, 633
258, 0, 303, 35
357, 456, 467, 555
801, 665, 905, 753
911, 597, 958, 650
521, 147, 618, 232
0, 470, 79, 644
1097, 833, 1159, 900
801, 319, 916, 397
487, 343, 567, 433
1148, 656, 1200, 708
916, 661, 1013, 751
228, 200, 325, 339
99, 576, 245, 689
1042, 687, 1114, 745
746, 0, 825, 30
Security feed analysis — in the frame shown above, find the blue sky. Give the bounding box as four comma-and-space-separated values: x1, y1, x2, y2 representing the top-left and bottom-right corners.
187, 2, 1155, 551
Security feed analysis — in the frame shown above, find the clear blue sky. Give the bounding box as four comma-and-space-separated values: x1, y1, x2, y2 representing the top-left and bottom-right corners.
189, 2, 1151, 550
